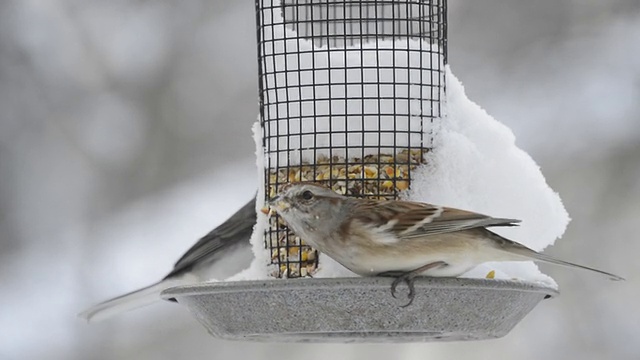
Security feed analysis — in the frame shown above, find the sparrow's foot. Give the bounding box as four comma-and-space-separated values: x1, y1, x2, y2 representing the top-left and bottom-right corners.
390, 273, 416, 307
378, 261, 448, 307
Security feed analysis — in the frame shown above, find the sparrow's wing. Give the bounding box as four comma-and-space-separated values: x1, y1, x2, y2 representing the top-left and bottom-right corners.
165, 197, 256, 278
352, 199, 520, 240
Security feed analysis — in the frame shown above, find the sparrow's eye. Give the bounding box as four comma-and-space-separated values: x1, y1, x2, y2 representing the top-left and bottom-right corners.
301, 190, 314, 200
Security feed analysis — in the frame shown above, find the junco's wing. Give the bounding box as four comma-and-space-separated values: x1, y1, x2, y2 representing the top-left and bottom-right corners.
165, 197, 256, 278
351, 199, 520, 240
80, 196, 257, 322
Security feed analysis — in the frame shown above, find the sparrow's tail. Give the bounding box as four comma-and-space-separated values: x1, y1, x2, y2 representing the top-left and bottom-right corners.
523, 251, 625, 281
486, 230, 625, 281
78, 278, 184, 323
503, 243, 624, 281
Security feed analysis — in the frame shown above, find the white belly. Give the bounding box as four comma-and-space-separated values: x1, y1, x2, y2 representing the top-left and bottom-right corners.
332, 242, 505, 278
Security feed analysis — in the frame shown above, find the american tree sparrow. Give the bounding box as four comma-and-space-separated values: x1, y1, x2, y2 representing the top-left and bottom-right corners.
80, 197, 256, 322
269, 183, 624, 306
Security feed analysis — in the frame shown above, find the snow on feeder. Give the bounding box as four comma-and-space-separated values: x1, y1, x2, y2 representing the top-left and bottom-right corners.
163, 0, 566, 342
259, 0, 446, 278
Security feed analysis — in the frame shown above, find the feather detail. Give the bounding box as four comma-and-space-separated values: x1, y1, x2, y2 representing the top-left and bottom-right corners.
78, 277, 189, 323
166, 197, 256, 277
482, 229, 625, 281
348, 198, 520, 240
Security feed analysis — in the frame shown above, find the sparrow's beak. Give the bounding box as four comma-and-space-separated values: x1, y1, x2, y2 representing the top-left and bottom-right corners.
268, 194, 290, 213
268, 194, 280, 205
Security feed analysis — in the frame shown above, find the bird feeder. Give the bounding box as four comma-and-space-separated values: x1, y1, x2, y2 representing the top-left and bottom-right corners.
260, 0, 446, 278
163, 0, 557, 342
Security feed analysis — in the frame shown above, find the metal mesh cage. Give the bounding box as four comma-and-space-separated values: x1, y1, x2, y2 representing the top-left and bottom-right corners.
256, 0, 447, 278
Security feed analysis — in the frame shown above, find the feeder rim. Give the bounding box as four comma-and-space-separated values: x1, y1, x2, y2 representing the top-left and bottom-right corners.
161, 277, 558, 299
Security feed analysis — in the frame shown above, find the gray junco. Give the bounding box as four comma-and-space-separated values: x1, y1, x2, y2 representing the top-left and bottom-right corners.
269, 183, 624, 305
80, 197, 256, 322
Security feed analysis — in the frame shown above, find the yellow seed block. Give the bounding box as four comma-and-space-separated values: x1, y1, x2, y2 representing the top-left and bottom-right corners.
396, 180, 409, 190
364, 166, 378, 178
384, 166, 395, 178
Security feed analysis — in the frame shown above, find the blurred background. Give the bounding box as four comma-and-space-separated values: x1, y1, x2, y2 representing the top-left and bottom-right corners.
1, 0, 638, 359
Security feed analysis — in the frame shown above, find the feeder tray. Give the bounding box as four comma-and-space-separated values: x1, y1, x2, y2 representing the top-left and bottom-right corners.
162, 277, 557, 343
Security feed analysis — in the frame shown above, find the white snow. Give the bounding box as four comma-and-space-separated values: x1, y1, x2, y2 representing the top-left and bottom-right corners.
313, 256, 358, 278
228, 121, 274, 281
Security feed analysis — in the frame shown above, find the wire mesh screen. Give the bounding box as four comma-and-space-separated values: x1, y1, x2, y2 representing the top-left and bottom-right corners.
256, 0, 447, 278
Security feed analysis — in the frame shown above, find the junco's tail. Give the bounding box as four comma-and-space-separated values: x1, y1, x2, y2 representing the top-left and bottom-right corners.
78, 278, 184, 323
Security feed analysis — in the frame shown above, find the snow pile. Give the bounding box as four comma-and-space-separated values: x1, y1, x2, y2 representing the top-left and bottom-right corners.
263, 39, 443, 165
229, 121, 276, 281
407, 69, 569, 285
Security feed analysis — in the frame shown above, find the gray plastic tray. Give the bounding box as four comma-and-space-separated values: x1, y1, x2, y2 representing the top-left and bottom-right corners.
161, 277, 557, 343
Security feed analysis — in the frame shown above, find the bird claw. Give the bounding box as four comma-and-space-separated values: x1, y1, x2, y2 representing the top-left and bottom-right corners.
379, 271, 416, 307
377, 261, 448, 308
390, 273, 416, 307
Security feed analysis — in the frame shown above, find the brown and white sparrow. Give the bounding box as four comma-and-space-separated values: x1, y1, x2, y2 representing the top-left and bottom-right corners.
79, 197, 256, 322
269, 183, 624, 305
